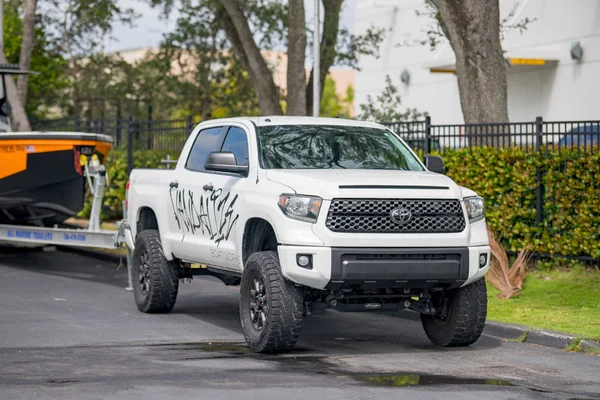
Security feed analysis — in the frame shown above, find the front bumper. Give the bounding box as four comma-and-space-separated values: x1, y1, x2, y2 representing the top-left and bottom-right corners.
278, 245, 490, 290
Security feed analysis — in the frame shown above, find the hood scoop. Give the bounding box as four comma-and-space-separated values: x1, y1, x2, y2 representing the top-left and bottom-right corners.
339, 185, 450, 190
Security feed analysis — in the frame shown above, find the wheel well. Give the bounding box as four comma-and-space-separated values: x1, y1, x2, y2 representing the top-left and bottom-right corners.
137, 207, 159, 234
242, 218, 278, 264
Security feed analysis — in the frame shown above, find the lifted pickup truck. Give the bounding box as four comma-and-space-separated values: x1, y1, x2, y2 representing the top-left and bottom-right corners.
126, 117, 490, 353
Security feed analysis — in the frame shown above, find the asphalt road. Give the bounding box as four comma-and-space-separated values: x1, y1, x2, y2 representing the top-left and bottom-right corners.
0, 247, 598, 400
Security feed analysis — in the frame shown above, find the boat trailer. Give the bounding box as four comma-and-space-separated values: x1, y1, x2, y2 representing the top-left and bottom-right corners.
0, 161, 136, 290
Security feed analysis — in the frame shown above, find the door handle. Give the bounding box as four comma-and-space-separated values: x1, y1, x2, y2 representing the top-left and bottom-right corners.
203, 183, 214, 192
169, 181, 179, 188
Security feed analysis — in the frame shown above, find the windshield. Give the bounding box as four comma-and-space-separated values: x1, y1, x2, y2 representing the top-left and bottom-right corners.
257, 124, 424, 171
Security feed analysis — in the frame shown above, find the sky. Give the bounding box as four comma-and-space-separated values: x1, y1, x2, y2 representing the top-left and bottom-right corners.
106, 0, 356, 53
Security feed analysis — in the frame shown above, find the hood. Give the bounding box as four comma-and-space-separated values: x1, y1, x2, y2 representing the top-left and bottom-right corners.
266, 169, 465, 200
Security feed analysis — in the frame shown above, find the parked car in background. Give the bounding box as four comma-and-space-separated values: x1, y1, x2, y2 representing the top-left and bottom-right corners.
558, 124, 600, 147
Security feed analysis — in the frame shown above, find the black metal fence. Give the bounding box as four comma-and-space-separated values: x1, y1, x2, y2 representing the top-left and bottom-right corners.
31, 115, 199, 151
32, 114, 600, 156
380, 116, 600, 155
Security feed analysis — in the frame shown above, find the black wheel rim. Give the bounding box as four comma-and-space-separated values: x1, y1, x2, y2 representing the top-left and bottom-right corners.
138, 250, 151, 294
249, 276, 268, 331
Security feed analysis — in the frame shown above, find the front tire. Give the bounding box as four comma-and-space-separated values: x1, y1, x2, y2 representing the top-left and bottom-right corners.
420, 278, 487, 347
239, 251, 304, 353
132, 230, 179, 313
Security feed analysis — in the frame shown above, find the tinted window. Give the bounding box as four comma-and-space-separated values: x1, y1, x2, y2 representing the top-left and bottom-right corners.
186, 127, 223, 172
257, 125, 424, 171
221, 127, 249, 166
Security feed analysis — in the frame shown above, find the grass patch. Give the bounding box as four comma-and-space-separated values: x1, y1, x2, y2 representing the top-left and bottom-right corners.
565, 338, 584, 352
504, 330, 529, 343
487, 266, 600, 340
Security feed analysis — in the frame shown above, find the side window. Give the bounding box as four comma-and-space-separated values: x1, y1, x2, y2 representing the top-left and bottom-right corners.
185, 127, 223, 172
221, 127, 249, 166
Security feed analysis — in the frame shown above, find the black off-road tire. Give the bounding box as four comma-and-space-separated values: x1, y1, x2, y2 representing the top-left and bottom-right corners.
420, 278, 487, 347
239, 251, 304, 353
132, 230, 179, 313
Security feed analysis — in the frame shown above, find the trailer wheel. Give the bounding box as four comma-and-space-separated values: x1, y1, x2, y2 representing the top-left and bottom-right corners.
132, 230, 179, 313
420, 278, 487, 347
239, 251, 304, 353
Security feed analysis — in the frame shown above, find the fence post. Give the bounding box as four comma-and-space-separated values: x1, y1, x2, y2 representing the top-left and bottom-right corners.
535, 116, 544, 226
127, 116, 134, 174
186, 115, 194, 136
116, 106, 122, 146
146, 118, 153, 150
424, 115, 432, 154
75, 115, 81, 131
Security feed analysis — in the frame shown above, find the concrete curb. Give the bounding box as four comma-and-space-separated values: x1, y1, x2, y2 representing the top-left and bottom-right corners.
580, 340, 600, 353
484, 320, 581, 349
526, 329, 576, 349
483, 320, 529, 341
394, 312, 581, 351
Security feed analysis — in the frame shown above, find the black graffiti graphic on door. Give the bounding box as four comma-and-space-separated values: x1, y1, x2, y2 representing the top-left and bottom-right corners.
169, 187, 239, 246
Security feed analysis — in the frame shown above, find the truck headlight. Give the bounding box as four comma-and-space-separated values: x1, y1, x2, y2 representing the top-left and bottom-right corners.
278, 194, 322, 223
464, 196, 485, 223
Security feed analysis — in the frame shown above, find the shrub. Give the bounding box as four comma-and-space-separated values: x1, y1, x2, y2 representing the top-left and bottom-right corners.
443, 147, 600, 259
79, 149, 173, 220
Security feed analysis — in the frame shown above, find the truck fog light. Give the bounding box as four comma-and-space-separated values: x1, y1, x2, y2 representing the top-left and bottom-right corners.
296, 254, 312, 269
479, 253, 488, 268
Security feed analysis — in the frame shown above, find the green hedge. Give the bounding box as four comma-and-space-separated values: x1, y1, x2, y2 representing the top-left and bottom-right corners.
443, 147, 600, 258
86, 147, 600, 259
79, 149, 171, 220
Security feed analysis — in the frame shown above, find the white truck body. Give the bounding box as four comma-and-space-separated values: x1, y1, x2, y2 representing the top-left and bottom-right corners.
126, 116, 491, 352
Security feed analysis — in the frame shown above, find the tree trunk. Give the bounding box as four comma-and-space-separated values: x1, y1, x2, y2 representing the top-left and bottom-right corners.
217, 0, 283, 115
17, 0, 37, 107
306, 0, 343, 116
0, 52, 31, 131
286, 0, 306, 115
431, 0, 508, 126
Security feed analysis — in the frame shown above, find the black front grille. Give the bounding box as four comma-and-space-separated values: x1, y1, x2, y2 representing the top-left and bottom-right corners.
326, 199, 466, 233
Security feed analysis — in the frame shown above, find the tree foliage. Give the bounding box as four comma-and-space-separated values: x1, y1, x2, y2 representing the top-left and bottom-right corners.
8, 0, 370, 121
149, 0, 384, 116
43, 0, 137, 56
320, 76, 353, 118
358, 75, 426, 122
3, 1, 69, 117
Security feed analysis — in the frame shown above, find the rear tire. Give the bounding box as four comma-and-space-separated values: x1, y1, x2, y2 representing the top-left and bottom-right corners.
132, 230, 179, 313
239, 251, 304, 353
420, 278, 487, 347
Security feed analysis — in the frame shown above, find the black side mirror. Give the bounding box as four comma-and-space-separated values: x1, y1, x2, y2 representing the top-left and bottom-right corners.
205, 151, 249, 175
424, 155, 445, 174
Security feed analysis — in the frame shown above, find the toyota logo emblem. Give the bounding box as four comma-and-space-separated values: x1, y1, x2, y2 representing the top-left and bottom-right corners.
390, 208, 412, 224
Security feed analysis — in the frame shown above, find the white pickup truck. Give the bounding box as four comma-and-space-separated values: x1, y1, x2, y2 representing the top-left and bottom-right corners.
126, 117, 490, 353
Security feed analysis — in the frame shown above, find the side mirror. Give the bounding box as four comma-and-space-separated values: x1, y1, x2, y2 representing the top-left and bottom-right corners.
205, 151, 249, 175
424, 155, 445, 174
